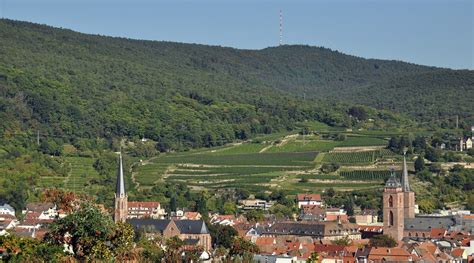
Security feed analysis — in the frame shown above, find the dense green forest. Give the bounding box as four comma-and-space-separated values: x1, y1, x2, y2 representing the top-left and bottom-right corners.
0, 18, 418, 149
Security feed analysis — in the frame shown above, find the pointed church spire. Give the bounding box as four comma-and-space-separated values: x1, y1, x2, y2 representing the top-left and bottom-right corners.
116, 152, 126, 197
401, 150, 411, 192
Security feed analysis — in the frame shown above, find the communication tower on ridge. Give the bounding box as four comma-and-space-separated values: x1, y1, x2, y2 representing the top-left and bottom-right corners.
279, 10, 283, 46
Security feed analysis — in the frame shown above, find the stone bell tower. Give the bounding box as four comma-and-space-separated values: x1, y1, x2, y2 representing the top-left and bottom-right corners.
383, 171, 404, 241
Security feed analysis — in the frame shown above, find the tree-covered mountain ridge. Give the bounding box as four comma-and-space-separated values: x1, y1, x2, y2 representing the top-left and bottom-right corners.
0, 19, 472, 148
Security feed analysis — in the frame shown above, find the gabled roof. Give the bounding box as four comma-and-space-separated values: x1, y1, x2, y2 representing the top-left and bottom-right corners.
451, 248, 464, 258
127, 218, 171, 233
175, 220, 209, 234
296, 194, 321, 202
25, 203, 55, 213
405, 216, 456, 231
430, 228, 447, 238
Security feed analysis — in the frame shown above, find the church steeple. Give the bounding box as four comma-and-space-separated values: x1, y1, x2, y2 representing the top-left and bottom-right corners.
114, 152, 128, 223
116, 153, 126, 197
401, 151, 410, 192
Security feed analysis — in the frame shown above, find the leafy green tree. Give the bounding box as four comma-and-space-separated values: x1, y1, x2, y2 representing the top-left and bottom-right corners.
321, 163, 340, 173
332, 236, 350, 246
223, 202, 237, 215
414, 156, 425, 172
0, 235, 66, 262
45, 202, 117, 260
165, 236, 185, 262
269, 204, 294, 219
369, 234, 397, 248
229, 237, 259, 260
307, 252, 320, 263
208, 224, 238, 249
245, 210, 264, 222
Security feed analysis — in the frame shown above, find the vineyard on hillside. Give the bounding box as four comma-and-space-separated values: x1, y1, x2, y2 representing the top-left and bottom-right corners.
340, 170, 401, 180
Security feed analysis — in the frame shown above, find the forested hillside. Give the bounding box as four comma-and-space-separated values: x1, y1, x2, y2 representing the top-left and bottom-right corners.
0, 18, 472, 149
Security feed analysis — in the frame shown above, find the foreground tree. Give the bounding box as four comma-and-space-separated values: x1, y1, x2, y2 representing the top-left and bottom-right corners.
229, 237, 259, 262
0, 235, 66, 262
369, 234, 397, 248
45, 202, 134, 261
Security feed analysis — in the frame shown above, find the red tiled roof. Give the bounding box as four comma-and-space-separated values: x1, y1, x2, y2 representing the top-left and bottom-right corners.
359, 225, 383, 232
418, 242, 438, 255
0, 214, 17, 220
255, 237, 275, 246
184, 212, 201, 219
430, 228, 446, 238
24, 211, 41, 219
451, 248, 464, 258
297, 194, 321, 201
314, 244, 345, 253
368, 247, 412, 260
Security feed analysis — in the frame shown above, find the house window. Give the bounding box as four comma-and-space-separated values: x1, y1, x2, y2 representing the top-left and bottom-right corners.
389, 211, 394, 226
388, 196, 393, 207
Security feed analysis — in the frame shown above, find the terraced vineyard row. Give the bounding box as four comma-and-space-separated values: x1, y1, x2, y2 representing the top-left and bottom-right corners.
340, 170, 400, 180
323, 151, 377, 164
323, 149, 397, 164
134, 151, 319, 189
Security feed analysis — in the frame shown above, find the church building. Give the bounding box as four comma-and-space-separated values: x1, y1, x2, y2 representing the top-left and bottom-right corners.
382, 152, 415, 241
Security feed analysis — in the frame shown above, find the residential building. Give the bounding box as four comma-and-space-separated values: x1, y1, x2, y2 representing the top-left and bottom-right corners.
296, 194, 322, 208
240, 199, 273, 210
355, 209, 378, 225
23, 202, 58, 220
0, 204, 15, 216
127, 201, 165, 219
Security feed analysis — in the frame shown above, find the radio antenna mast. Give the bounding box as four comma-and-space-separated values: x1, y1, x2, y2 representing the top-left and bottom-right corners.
279, 10, 283, 46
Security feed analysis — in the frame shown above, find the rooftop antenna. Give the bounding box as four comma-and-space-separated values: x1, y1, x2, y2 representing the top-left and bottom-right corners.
279, 10, 283, 46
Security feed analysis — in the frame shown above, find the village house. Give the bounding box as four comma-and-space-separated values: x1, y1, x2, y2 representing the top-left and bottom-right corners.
182, 211, 202, 220
355, 209, 379, 225
0, 203, 15, 216
127, 201, 166, 219
0, 214, 18, 236
240, 199, 274, 210
296, 194, 322, 208
23, 202, 60, 220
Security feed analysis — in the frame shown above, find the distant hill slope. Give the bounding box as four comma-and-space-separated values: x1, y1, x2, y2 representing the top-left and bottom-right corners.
0, 19, 472, 144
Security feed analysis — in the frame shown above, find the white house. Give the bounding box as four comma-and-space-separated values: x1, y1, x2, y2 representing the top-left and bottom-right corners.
0, 204, 15, 216
23, 202, 58, 220
296, 194, 322, 208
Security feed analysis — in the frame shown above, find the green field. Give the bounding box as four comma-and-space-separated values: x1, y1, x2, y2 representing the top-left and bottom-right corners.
62, 157, 102, 194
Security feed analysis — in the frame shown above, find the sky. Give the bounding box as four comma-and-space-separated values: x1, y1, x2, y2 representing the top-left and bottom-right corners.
1, 0, 473, 69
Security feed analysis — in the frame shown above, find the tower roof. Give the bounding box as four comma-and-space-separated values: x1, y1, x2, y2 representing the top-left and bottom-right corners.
385, 170, 401, 188
401, 152, 411, 192
116, 153, 126, 196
